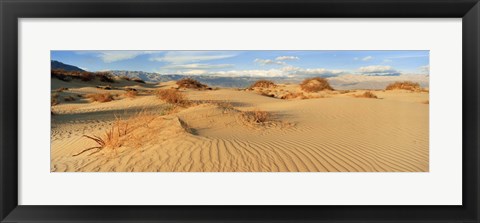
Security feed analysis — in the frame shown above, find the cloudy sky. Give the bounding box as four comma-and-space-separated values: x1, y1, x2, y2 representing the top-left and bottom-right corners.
51, 50, 429, 78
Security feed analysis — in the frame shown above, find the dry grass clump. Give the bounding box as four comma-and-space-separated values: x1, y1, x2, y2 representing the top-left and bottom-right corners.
280, 92, 307, 100
73, 111, 156, 157
385, 81, 421, 91
422, 100, 429, 104
355, 91, 378, 99
156, 89, 186, 105
250, 80, 276, 88
86, 93, 114, 103
176, 78, 208, 89
241, 109, 270, 124
300, 77, 334, 92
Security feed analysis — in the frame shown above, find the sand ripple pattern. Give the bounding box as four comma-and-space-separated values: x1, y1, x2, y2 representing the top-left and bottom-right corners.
51, 95, 428, 172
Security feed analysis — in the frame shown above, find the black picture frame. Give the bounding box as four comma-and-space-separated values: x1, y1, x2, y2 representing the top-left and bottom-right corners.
1, 0, 479, 222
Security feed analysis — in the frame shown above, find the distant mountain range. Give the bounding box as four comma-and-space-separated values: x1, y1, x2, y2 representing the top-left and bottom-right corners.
50, 61, 299, 88
50, 60, 428, 89
107, 70, 299, 88
51, 60, 85, 72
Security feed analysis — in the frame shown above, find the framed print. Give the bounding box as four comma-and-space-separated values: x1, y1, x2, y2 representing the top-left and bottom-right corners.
1, 0, 479, 222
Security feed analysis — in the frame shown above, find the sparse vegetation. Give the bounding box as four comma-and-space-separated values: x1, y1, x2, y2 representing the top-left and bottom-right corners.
241, 109, 270, 124
422, 100, 429, 104
300, 77, 334, 92
156, 89, 186, 105
86, 93, 114, 103
250, 80, 276, 88
73, 111, 156, 156
280, 92, 307, 100
176, 78, 208, 89
385, 81, 421, 91
355, 91, 378, 99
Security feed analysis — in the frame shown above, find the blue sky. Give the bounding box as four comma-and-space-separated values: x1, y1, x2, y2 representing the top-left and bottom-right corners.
51, 50, 429, 78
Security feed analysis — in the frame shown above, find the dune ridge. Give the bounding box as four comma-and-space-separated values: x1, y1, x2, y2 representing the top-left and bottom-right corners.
51, 78, 428, 172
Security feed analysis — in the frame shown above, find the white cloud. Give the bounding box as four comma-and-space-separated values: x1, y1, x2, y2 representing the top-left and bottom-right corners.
150, 51, 237, 64
254, 58, 286, 66
361, 56, 373, 61
282, 66, 345, 77
181, 70, 208, 75
358, 65, 400, 76
165, 65, 345, 78
275, 56, 299, 61
211, 69, 286, 77
94, 51, 153, 63
354, 57, 359, 61
383, 59, 393, 63
162, 63, 233, 70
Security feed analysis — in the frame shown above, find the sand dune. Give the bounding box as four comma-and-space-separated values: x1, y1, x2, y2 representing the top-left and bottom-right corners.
51, 80, 429, 172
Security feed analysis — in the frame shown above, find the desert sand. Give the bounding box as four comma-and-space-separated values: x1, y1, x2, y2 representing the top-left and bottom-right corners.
51, 78, 429, 172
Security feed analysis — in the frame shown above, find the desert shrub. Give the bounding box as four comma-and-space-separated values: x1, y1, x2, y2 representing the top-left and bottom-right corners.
86, 93, 114, 103
156, 89, 186, 105
241, 109, 270, 124
300, 77, 333, 92
385, 81, 421, 91
63, 95, 76, 102
176, 78, 208, 89
280, 92, 306, 100
355, 91, 378, 99
132, 78, 146, 84
250, 80, 276, 88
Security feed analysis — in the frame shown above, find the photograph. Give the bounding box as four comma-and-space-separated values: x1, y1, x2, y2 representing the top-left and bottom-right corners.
50, 50, 429, 172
